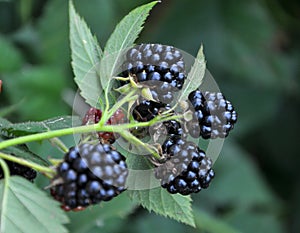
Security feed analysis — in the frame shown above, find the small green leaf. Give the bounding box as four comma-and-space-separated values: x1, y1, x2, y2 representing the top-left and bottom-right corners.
178, 46, 206, 102
69, 1, 103, 108
128, 188, 195, 227
0, 116, 81, 137
0, 135, 49, 166
0, 176, 69, 233
123, 149, 195, 227
100, 1, 158, 90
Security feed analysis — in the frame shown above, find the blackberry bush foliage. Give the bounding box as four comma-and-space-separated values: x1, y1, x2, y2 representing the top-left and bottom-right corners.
0, 1, 238, 231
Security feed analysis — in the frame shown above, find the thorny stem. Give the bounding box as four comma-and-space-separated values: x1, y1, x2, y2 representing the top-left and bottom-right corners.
0, 106, 183, 175
0, 112, 181, 151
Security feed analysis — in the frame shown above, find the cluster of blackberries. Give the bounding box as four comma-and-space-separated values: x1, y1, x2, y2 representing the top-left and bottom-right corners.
50, 143, 128, 211
155, 136, 214, 195
0, 159, 37, 182
186, 90, 237, 139
117, 43, 237, 195
49, 43, 237, 209
121, 44, 186, 104
82, 108, 125, 144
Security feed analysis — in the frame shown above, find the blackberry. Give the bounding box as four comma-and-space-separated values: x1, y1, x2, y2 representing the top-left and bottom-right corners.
155, 136, 214, 195
132, 100, 170, 122
131, 100, 172, 139
186, 90, 237, 139
82, 107, 102, 125
163, 120, 183, 137
82, 108, 126, 144
121, 44, 187, 104
50, 143, 128, 211
0, 159, 37, 182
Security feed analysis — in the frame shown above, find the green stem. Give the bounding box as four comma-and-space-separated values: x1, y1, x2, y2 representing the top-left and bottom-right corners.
0, 158, 9, 232
103, 81, 112, 118
0, 124, 98, 150
0, 152, 54, 176
0, 158, 10, 180
49, 137, 69, 153
101, 89, 137, 124
119, 131, 160, 159
0, 114, 183, 151
107, 90, 136, 120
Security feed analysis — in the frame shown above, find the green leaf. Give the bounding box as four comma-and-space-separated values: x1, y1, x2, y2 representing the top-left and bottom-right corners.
69, 1, 103, 108
0, 116, 81, 137
194, 210, 241, 233
104, 1, 158, 54
0, 176, 69, 233
178, 46, 206, 102
67, 194, 137, 233
0, 135, 49, 166
122, 148, 195, 227
100, 1, 158, 90
128, 188, 195, 227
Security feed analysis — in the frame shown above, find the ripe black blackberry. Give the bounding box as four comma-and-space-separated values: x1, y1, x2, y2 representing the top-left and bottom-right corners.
0, 159, 37, 182
130, 100, 170, 139
132, 99, 170, 122
186, 90, 237, 139
155, 136, 214, 195
82, 108, 126, 144
121, 44, 186, 104
50, 143, 128, 211
163, 120, 183, 137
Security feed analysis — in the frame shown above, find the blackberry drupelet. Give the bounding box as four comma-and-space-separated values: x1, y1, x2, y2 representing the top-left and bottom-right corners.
155, 136, 214, 195
187, 90, 237, 139
82, 108, 126, 144
121, 44, 187, 104
0, 160, 37, 182
50, 143, 128, 211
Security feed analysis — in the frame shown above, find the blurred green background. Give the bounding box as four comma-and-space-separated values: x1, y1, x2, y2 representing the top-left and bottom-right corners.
0, 0, 299, 232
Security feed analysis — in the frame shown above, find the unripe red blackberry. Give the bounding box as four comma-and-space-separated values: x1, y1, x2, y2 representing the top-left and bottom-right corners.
155, 136, 214, 195
50, 143, 128, 211
82, 108, 126, 144
186, 90, 237, 139
121, 44, 186, 104
0, 159, 37, 182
